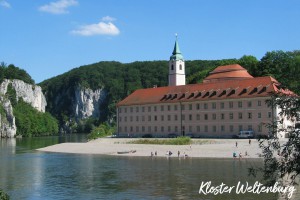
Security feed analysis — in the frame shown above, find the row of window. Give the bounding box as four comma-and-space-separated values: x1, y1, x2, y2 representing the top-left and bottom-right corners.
119, 112, 272, 122
119, 124, 263, 133
119, 100, 263, 113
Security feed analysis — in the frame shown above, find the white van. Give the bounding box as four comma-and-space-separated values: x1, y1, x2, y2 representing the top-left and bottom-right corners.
237, 130, 254, 138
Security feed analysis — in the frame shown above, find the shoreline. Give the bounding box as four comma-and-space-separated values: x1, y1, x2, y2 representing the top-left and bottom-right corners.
37, 138, 265, 159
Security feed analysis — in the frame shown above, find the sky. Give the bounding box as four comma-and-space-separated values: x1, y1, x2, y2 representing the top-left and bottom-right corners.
1, 0, 300, 83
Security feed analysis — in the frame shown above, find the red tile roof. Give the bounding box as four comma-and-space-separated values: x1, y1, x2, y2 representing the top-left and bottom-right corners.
203, 64, 253, 83
117, 76, 292, 106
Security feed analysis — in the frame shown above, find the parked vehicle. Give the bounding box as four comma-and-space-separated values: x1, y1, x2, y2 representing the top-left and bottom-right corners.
237, 130, 254, 138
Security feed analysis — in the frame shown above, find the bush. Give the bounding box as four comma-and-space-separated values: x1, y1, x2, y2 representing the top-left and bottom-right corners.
0, 189, 9, 200
87, 123, 116, 140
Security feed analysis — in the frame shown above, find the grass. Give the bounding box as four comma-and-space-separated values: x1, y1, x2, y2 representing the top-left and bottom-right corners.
127, 136, 192, 145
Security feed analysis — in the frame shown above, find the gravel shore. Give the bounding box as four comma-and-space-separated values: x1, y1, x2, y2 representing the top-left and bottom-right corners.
37, 138, 264, 158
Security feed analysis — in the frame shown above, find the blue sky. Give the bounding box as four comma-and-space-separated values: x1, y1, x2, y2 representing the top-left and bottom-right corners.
1, 0, 300, 83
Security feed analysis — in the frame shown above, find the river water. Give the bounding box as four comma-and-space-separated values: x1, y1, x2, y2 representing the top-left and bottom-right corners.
0, 135, 298, 200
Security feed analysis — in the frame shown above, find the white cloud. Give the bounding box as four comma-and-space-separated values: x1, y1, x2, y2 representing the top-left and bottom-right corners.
39, 0, 78, 14
71, 20, 120, 36
101, 16, 116, 22
0, 0, 11, 8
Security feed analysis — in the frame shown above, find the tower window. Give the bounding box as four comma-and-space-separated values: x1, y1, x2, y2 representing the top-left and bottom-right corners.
171, 64, 174, 70
179, 64, 182, 70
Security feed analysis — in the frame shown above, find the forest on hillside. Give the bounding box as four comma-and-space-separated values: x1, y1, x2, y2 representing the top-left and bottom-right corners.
40, 50, 300, 132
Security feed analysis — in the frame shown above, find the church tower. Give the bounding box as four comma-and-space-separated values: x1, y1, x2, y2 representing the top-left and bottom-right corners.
168, 36, 186, 86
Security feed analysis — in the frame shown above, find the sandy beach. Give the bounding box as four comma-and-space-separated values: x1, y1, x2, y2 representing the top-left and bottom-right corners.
37, 138, 267, 158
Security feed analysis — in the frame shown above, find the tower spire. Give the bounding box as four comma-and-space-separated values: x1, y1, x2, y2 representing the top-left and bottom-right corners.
170, 34, 183, 60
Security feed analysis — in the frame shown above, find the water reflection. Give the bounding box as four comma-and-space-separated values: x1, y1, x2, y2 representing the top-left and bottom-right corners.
0, 136, 299, 200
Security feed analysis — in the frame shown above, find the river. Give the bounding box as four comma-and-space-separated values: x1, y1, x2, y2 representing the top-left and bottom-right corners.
0, 135, 298, 200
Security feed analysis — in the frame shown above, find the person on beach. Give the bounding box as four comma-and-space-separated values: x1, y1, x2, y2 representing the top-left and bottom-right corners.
245, 151, 248, 156
178, 151, 180, 157
249, 139, 251, 145
155, 151, 157, 156
236, 142, 238, 147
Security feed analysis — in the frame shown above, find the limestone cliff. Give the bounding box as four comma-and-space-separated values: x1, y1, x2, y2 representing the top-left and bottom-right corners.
74, 86, 106, 119
0, 79, 47, 137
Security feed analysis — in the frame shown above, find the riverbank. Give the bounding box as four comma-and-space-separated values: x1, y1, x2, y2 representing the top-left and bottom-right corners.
37, 138, 267, 158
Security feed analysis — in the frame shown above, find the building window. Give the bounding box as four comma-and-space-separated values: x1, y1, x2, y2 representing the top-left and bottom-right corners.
125, 108, 127, 113
258, 100, 261, 106
212, 113, 216, 120
248, 101, 252, 107
213, 126, 216, 132
212, 102, 216, 109
119, 117, 122, 122
181, 104, 185, 110
136, 116, 139, 122
229, 113, 233, 119
125, 126, 127, 132
189, 104, 192, 110
130, 116, 133, 122
221, 102, 224, 109
130, 107, 133, 113
221, 125, 225, 132
174, 115, 178, 121
142, 126, 145, 132
171, 64, 174, 70
238, 101, 242, 108
189, 114, 192, 120
168, 115, 171, 121
168, 105, 171, 111
161, 126, 164, 132
258, 112, 261, 118
204, 103, 208, 109
168, 126, 171, 132
119, 108, 122, 113
179, 64, 182, 70
136, 107, 139, 112
142, 106, 145, 112
154, 126, 157, 132
154, 116, 157, 121
148, 126, 151, 132
148, 116, 151, 121
154, 106, 157, 112
196, 103, 200, 110
148, 106, 151, 112
196, 114, 200, 120
136, 126, 139, 132
268, 112, 272, 118
229, 102, 233, 108
239, 125, 243, 131
197, 126, 200, 132
161, 105, 164, 111
174, 105, 178, 111
230, 125, 233, 132
248, 112, 252, 119
238, 112, 243, 119
125, 116, 127, 122
175, 126, 178, 132
205, 114, 208, 120
205, 125, 208, 132
182, 114, 185, 121
248, 125, 252, 131
221, 113, 225, 120
258, 124, 262, 132
161, 115, 164, 121
130, 126, 133, 132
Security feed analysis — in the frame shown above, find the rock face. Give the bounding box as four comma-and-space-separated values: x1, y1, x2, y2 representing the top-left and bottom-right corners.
74, 86, 106, 119
0, 98, 16, 138
0, 79, 47, 137
0, 79, 46, 112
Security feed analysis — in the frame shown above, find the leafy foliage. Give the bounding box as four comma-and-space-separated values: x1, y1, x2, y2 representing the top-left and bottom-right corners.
0, 188, 9, 200
0, 62, 34, 84
14, 99, 59, 137
249, 94, 300, 189
87, 123, 116, 140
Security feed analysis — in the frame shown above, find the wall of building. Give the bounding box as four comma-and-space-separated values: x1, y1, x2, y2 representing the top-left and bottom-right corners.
117, 97, 272, 138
